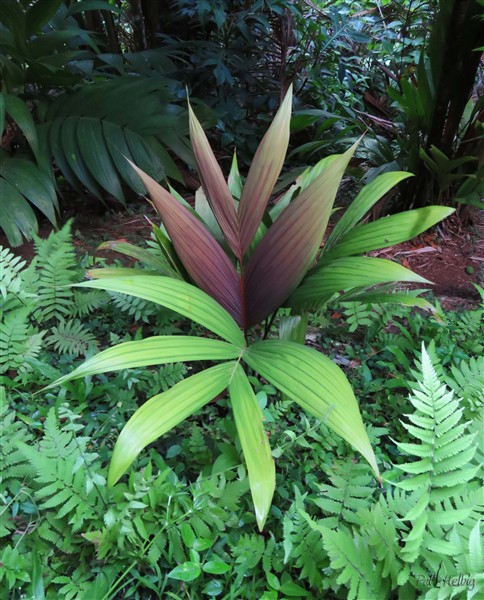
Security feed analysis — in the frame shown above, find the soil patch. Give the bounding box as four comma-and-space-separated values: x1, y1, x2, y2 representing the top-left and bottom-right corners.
368, 212, 482, 309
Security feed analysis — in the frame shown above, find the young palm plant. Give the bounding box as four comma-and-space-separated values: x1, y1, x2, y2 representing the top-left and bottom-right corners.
49, 87, 453, 530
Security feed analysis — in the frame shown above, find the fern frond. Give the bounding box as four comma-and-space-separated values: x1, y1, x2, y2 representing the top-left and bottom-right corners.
0, 310, 34, 374
137, 363, 188, 395
18, 331, 46, 372
31, 224, 80, 322
232, 533, 265, 570
0, 246, 26, 293
73, 289, 109, 317
262, 536, 276, 576
0, 545, 30, 591
445, 356, 483, 416
0, 246, 31, 312
216, 479, 249, 512
341, 302, 380, 333
311, 517, 384, 600
311, 460, 375, 528
20, 407, 106, 536
46, 319, 98, 357
283, 489, 326, 587
394, 344, 480, 562
108, 291, 159, 322
186, 426, 210, 465
359, 500, 408, 589
0, 390, 35, 537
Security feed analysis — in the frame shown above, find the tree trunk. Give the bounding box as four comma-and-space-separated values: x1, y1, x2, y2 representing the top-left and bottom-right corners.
402, 0, 484, 208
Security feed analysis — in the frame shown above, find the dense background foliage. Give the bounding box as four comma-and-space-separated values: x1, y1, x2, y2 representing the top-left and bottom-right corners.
1, 0, 482, 245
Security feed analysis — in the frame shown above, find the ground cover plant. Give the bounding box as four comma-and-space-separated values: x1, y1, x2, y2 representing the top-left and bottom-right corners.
1, 224, 482, 598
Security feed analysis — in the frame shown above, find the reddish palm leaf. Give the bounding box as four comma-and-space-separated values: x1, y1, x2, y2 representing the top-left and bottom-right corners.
131, 162, 242, 324
238, 87, 292, 255
188, 103, 240, 256
244, 144, 357, 327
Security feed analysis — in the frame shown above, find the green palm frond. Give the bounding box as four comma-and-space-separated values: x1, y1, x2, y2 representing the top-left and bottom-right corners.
42, 76, 192, 201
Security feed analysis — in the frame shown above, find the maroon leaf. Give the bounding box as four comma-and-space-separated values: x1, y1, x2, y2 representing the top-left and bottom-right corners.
244, 145, 357, 327
238, 87, 292, 255
130, 162, 242, 324
188, 103, 240, 256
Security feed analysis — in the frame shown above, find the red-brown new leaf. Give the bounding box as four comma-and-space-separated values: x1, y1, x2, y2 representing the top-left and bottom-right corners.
188, 104, 240, 257
244, 145, 356, 327
238, 87, 292, 255
131, 163, 243, 325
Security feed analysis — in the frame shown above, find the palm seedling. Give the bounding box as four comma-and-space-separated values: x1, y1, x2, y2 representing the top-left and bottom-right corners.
49, 86, 453, 529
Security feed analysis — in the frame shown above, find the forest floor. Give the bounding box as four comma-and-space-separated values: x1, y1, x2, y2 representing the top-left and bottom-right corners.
6, 196, 484, 312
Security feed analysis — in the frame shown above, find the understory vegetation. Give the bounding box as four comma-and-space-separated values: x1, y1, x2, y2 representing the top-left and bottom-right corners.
1, 1, 483, 599
1, 225, 482, 599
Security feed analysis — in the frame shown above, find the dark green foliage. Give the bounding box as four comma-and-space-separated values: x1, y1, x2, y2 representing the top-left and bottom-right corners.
0, 1, 194, 245
42, 76, 191, 200
0, 154, 58, 246
0, 12, 482, 583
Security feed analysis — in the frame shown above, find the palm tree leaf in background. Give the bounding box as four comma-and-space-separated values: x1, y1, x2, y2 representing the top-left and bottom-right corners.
60, 116, 103, 199
124, 130, 169, 182
66, 0, 121, 17
0, 177, 38, 246
0, 157, 57, 226
43, 77, 190, 200
25, 0, 64, 37
77, 117, 125, 202
45, 118, 83, 193
101, 121, 145, 194
4, 94, 41, 163
0, 93, 5, 136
